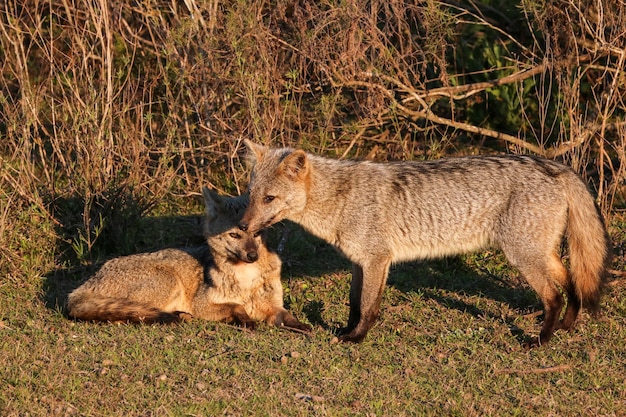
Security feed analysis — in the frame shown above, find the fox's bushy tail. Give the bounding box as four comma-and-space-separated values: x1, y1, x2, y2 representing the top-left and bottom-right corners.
563, 174, 611, 312
67, 292, 181, 324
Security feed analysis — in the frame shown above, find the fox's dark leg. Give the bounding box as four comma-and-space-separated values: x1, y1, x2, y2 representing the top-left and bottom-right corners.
273, 309, 312, 333
558, 279, 581, 331
506, 252, 565, 348
538, 252, 581, 331
230, 304, 257, 329
533, 290, 564, 348
338, 263, 363, 336
528, 254, 571, 347
340, 257, 391, 343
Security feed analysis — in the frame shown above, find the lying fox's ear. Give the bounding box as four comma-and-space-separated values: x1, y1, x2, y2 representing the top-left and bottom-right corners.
202, 186, 223, 218
244, 139, 267, 165
227, 193, 249, 214
279, 149, 309, 180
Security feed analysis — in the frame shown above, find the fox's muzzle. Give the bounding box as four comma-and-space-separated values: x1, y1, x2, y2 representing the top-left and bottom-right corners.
246, 251, 258, 262
239, 212, 275, 234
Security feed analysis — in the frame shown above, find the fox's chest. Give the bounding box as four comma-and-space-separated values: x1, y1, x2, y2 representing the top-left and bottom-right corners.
231, 262, 263, 292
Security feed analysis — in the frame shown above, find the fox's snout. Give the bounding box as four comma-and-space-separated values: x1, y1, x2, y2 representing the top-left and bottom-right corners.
239, 207, 272, 234
238, 216, 262, 235
245, 250, 258, 263
238, 238, 260, 263
238, 209, 254, 232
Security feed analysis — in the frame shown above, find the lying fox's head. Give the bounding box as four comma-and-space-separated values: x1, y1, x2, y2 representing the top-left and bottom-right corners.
238, 140, 310, 233
202, 187, 265, 264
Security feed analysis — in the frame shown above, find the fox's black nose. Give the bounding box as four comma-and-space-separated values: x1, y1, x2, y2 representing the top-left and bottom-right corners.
238, 222, 248, 231
247, 251, 258, 262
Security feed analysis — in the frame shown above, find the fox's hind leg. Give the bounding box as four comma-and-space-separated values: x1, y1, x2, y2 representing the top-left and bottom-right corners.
547, 252, 580, 331
522, 252, 580, 337
558, 281, 581, 331
504, 249, 565, 348
518, 265, 564, 348
499, 198, 570, 348
193, 301, 256, 329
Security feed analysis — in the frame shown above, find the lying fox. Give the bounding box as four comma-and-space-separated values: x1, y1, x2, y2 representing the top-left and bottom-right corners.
238, 140, 611, 347
67, 187, 311, 333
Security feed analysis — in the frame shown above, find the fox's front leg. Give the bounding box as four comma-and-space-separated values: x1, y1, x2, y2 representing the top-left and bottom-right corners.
339, 258, 391, 343
272, 309, 312, 333
338, 263, 363, 335
194, 300, 256, 329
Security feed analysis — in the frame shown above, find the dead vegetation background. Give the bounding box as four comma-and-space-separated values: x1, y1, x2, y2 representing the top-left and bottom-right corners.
1, 1, 625, 415
1, 0, 624, 267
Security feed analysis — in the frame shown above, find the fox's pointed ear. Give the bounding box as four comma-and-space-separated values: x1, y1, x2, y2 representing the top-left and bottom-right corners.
244, 139, 267, 165
202, 186, 223, 218
226, 193, 249, 215
279, 149, 309, 180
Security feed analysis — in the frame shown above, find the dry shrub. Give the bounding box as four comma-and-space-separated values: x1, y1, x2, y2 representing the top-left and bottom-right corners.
0, 0, 624, 266
530, 0, 626, 212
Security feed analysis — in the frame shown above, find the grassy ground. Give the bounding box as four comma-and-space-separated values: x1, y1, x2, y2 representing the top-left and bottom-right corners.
1, 201, 625, 416
2, 1, 625, 415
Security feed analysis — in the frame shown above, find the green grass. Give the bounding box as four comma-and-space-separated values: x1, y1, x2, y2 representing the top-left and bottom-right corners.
1, 207, 625, 416
2, 1, 625, 414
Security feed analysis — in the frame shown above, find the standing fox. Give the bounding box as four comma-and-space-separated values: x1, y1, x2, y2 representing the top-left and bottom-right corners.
67, 187, 311, 333
238, 140, 611, 347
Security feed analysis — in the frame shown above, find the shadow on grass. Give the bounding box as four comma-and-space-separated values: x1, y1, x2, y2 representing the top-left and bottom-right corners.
40, 194, 207, 314
267, 221, 352, 278
389, 259, 541, 345
278, 223, 543, 345
40, 204, 543, 346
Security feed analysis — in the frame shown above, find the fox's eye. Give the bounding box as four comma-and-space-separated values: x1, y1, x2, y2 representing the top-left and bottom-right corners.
263, 195, 275, 204
253, 231, 262, 237
229, 232, 241, 239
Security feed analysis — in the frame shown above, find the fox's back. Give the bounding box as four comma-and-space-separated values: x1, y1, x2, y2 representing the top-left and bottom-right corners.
321, 154, 570, 198
72, 248, 205, 300
242, 140, 607, 345
309, 154, 575, 260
